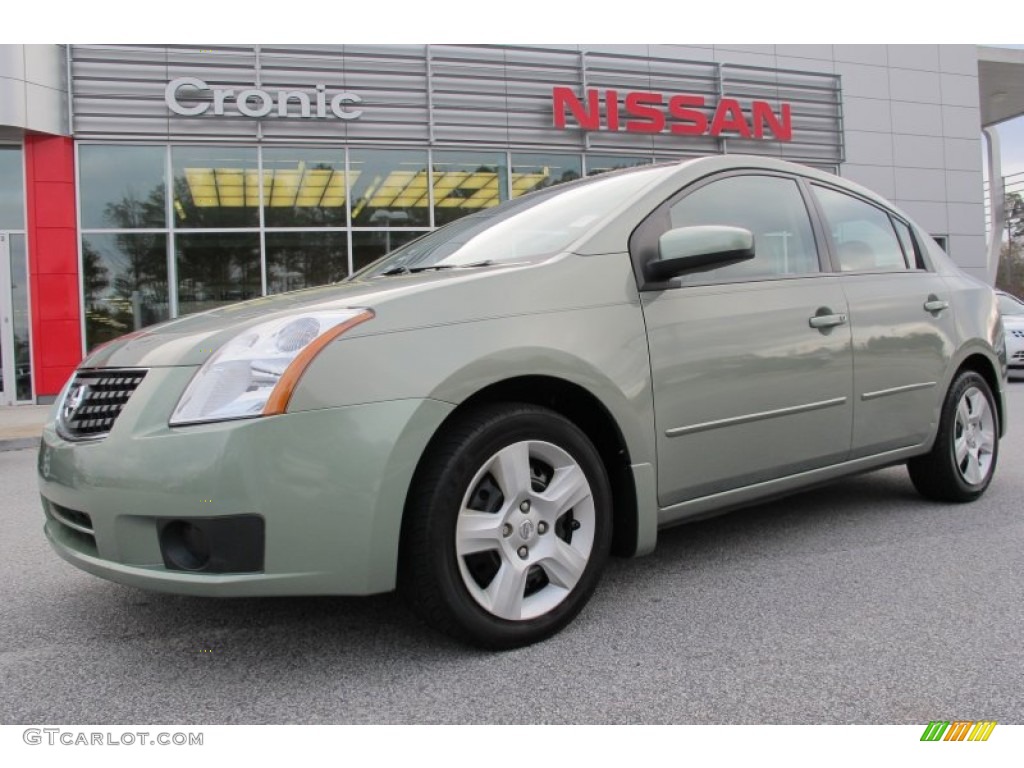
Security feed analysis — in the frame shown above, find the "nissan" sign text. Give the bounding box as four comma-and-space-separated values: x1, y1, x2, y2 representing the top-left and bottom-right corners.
552, 87, 792, 142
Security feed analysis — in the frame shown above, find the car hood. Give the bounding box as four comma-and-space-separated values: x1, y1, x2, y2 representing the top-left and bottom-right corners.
81, 268, 517, 369
79, 254, 630, 370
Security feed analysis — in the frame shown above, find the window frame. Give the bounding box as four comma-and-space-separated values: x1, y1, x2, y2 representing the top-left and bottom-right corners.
628, 169, 831, 292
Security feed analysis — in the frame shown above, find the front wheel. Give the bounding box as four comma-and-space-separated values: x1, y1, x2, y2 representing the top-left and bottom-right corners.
399, 404, 612, 649
907, 370, 999, 502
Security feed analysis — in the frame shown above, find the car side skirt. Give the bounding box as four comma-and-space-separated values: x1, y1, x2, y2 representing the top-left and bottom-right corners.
656, 443, 927, 529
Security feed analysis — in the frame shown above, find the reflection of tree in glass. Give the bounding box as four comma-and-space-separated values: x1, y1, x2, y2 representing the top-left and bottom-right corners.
176, 234, 260, 315
267, 233, 348, 293
82, 239, 120, 350
104, 189, 169, 309
172, 175, 257, 230
264, 163, 348, 229
83, 188, 171, 350
997, 192, 1024, 298
104, 188, 169, 325
102, 185, 165, 229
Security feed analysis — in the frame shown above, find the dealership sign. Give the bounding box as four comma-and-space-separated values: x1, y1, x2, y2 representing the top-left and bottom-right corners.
165, 77, 363, 120
552, 87, 793, 141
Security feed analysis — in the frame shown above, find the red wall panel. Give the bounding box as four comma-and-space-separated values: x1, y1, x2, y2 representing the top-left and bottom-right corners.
25, 134, 81, 397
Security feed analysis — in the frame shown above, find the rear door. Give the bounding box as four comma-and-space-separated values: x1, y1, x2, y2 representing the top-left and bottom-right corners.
809, 183, 957, 456
636, 173, 854, 507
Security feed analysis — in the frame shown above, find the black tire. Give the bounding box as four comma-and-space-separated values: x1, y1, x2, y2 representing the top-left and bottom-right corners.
907, 370, 999, 502
399, 403, 612, 649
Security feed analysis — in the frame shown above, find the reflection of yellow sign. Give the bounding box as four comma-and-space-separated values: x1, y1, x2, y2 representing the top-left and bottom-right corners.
182, 167, 552, 211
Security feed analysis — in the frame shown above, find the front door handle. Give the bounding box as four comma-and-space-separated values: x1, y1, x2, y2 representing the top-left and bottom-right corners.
924, 296, 949, 314
809, 312, 848, 329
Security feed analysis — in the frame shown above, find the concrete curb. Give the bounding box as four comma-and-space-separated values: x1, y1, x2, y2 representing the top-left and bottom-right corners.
0, 438, 40, 452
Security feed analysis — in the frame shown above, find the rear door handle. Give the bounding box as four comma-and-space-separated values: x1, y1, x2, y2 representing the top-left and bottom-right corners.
924, 298, 949, 313
809, 312, 848, 329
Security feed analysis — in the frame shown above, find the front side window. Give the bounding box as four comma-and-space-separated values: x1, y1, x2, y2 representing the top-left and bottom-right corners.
667, 175, 820, 283
813, 185, 907, 272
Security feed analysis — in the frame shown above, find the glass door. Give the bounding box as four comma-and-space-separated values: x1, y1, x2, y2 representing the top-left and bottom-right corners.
0, 233, 12, 404
0, 232, 31, 405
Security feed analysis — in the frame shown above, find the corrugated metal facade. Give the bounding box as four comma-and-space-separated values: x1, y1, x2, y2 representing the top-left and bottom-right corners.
69, 44, 844, 165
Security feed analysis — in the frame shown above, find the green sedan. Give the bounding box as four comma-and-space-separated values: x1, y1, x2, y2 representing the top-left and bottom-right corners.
38, 156, 1007, 648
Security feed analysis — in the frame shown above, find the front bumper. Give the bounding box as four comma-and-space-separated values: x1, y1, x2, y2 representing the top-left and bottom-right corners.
38, 366, 453, 596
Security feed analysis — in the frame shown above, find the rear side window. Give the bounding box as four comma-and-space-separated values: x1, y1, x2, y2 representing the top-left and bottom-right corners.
813, 185, 907, 271
891, 217, 922, 269
667, 175, 819, 283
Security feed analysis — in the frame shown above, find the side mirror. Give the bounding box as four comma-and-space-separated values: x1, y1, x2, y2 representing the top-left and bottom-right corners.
644, 225, 755, 282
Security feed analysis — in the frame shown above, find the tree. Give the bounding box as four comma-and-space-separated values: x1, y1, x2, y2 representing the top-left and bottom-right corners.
996, 192, 1024, 298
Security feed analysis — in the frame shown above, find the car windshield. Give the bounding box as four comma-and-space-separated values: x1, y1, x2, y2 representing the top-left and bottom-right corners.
356, 164, 675, 278
997, 293, 1024, 315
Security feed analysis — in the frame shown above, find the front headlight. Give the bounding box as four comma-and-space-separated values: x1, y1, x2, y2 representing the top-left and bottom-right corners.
169, 308, 374, 426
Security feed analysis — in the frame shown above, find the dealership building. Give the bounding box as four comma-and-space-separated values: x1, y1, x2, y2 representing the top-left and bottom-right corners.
1, 43, 1023, 405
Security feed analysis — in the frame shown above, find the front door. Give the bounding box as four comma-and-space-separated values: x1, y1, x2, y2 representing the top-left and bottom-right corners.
639, 173, 854, 508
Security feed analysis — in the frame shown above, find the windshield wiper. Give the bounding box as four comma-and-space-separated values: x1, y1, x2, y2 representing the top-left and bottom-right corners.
377, 260, 500, 277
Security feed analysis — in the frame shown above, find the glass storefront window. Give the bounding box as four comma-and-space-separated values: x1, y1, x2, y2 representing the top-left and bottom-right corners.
351, 230, 427, 274
82, 233, 170, 351
0, 146, 25, 229
262, 148, 348, 228
349, 149, 430, 228
79, 145, 167, 229
175, 232, 261, 316
432, 151, 508, 226
173, 146, 260, 229
585, 155, 654, 176
510, 153, 582, 198
266, 232, 349, 293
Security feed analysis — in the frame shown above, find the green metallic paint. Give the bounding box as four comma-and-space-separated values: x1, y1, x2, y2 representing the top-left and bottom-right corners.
40, 371, 453, 595
39, 156, 1008, 604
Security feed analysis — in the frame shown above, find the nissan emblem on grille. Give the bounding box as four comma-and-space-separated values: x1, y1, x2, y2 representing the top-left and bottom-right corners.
62, 383, 89, 424
57, 370, 148, 441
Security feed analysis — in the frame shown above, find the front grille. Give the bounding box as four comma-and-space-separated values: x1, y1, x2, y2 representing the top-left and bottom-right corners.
57, 369, 147, 441
1013, 351, 1024, 362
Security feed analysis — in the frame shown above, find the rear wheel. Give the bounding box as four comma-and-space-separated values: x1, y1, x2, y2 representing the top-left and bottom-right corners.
400, 404, 612, 649
907, 370, 999, 502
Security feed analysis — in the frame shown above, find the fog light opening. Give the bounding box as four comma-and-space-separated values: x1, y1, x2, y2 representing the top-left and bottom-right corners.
161, 521, 211, 571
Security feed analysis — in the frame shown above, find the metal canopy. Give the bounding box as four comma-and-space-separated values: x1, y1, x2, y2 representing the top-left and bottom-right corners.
977, 46, 1024, 127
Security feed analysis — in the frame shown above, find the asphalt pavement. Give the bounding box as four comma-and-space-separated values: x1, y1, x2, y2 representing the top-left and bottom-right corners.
1, 386, 1022, 724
